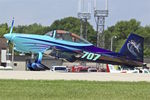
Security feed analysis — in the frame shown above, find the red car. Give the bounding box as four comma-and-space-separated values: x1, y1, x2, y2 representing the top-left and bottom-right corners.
71, 65, 88, 72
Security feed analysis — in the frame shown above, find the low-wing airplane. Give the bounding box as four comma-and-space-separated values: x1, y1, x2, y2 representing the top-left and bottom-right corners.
4, 19, 144, 70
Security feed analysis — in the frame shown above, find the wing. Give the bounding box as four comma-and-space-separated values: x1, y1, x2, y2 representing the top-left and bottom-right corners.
14, 42, 51, 53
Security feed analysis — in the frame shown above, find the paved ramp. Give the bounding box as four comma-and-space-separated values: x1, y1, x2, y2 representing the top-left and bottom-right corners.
0, 71, 150, 82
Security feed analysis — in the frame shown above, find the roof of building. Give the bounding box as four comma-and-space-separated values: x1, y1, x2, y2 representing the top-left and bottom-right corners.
0, 38, 7, 49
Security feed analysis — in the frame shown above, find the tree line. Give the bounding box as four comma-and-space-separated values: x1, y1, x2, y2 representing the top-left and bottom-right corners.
0, 17, 150, 57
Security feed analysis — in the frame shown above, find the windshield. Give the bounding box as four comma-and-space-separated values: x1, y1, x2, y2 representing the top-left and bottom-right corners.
45, 31, 54, 37
55, 30, 90, 44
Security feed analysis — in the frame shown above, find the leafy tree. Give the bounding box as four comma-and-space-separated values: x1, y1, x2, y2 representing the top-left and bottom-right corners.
50, 17, 96, 44
14, 23, 50, 35
105, 19, 150, 57
0, 23, 8, 37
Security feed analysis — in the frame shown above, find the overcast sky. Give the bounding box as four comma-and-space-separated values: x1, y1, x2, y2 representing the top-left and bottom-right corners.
0, 0, 150, 29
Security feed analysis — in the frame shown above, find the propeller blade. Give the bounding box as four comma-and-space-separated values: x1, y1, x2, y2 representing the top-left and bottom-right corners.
10, 17, 14, 34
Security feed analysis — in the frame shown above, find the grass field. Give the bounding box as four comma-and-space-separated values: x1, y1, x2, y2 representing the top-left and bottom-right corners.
0, 80, 150, 100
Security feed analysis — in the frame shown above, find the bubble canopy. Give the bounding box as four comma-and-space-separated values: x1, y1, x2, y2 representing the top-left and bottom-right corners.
45, 30, 90, 44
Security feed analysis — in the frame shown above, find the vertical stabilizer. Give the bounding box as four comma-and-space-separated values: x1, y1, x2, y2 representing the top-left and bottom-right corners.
119, 33, 144, 62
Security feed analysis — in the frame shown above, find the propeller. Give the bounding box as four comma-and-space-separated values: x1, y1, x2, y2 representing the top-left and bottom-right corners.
6, 17, 14, 44
10, 17, 14, 34
5, 18, 15, 66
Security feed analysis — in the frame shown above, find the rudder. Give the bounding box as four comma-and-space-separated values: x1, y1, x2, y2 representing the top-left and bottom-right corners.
119, 33, 144, 62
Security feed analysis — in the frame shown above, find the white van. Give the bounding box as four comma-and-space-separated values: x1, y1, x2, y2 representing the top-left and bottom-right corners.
50, 66, 68, 72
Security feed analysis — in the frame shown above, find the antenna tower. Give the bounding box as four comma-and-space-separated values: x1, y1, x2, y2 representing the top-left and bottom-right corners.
78, 0, 91, 40
94, 0, 108, 48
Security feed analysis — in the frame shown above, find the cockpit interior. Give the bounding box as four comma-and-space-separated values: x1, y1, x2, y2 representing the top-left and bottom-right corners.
45, 30, 90, 44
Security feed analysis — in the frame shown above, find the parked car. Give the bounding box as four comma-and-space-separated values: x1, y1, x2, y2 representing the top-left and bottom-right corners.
88, 68, 97, 72
50, 66, 68, 72
140, 69, 150, 73
71, 65, 88, 72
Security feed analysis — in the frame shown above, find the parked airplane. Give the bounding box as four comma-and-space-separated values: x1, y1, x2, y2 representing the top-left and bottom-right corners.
4, 19, 144, 70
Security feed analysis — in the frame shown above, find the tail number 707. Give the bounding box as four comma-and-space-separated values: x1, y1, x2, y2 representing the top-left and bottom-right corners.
81, 51, 101, 61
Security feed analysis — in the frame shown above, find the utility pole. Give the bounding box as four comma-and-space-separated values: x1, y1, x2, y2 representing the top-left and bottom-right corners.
11, 43, 14, 68
111, 36, 117, 51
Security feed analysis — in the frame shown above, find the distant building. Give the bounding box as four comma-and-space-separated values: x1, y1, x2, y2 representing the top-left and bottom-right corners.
0, 38, 7, 66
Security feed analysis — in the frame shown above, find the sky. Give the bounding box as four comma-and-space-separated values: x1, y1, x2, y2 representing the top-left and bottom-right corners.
0, 0, 150, 29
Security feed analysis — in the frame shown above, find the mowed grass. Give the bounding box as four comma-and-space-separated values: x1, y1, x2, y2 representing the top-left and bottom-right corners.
0, 80, 150, 100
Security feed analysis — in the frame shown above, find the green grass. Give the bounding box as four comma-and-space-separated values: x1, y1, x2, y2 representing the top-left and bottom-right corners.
0, 80, 150, 100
